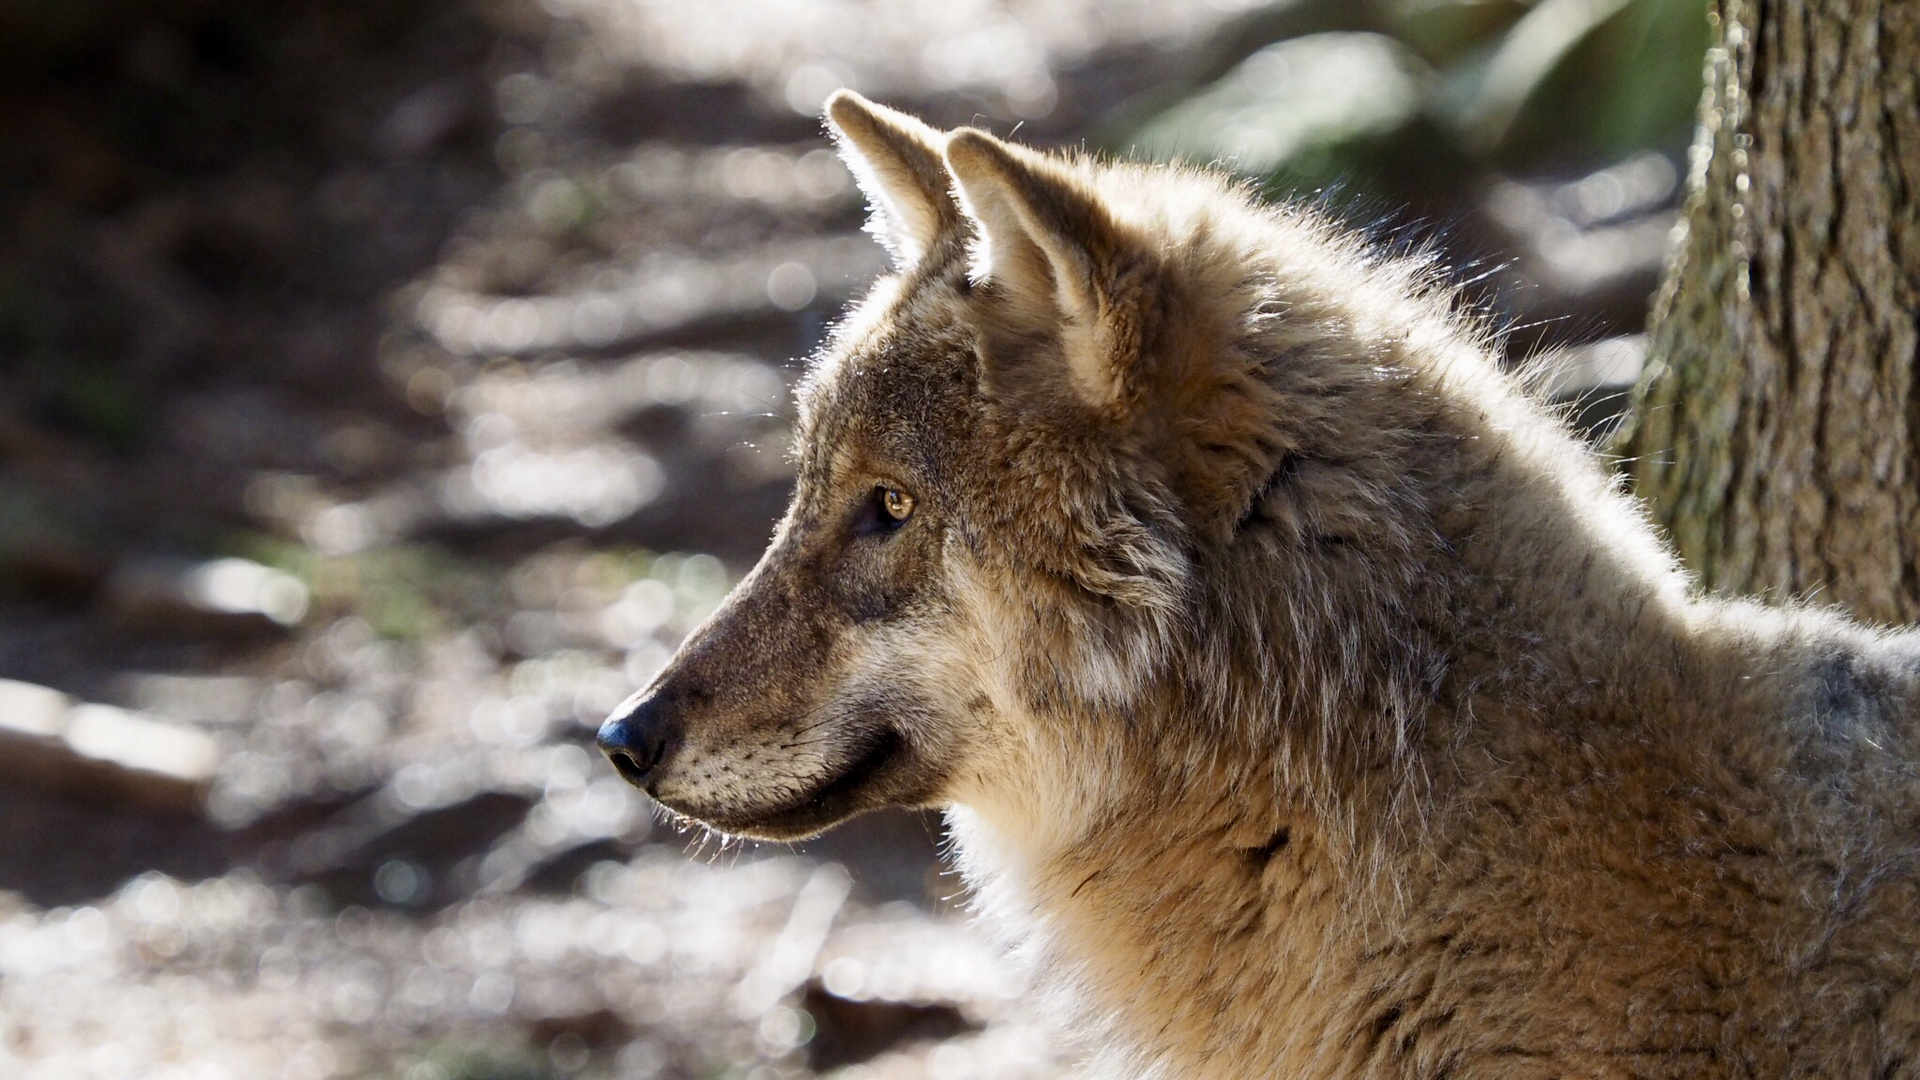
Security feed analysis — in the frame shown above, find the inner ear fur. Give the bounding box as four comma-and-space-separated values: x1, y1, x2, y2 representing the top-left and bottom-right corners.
943, 128, 1155, 418
824, 91, 960, 266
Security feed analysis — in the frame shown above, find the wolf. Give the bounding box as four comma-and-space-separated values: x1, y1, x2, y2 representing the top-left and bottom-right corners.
598, 91, 1920, 1078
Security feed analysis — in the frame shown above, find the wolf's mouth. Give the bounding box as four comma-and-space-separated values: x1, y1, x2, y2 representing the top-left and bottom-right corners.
672, 726, 918, 841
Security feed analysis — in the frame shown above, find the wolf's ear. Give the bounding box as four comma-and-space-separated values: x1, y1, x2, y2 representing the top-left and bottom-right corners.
825, 91, 960, 267
944, 128, 1151, 415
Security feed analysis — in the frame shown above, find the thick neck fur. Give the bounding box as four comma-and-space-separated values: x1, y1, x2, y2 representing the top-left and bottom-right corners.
945, 183, 1920, 1078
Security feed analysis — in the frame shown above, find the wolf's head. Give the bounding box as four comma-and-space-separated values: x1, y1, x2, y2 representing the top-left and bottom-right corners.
598, 93, 1442, 842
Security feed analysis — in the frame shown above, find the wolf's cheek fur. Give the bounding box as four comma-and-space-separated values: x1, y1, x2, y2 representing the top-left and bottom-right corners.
947, 554, 1168, 719
929, 554, 1167, 850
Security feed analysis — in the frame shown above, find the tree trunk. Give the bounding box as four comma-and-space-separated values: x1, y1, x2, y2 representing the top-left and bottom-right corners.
1617, 0, 1920, 626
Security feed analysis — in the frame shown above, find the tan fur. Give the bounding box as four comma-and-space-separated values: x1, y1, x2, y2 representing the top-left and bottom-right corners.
598, 92, 1920, 1078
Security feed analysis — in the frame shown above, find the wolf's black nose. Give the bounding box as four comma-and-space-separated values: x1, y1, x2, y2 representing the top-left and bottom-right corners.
598, 692, 674, 789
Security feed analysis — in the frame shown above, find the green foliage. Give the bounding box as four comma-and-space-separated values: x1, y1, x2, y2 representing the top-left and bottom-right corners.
1131, 0, 1710, 197
0, 269, 144, 450
1134, 32, 1430, 186
237, 536, 499, 643
388, 1044, 554, 1080
39, 358, 142, 449
1578, 0, 1712, 161
0, 485, 96, 596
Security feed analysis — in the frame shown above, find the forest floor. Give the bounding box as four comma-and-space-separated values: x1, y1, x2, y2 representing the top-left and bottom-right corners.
0, 1, 1667, 1077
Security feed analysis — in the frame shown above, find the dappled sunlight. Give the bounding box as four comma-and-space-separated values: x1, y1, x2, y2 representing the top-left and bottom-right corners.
0, 0, 1704, 1074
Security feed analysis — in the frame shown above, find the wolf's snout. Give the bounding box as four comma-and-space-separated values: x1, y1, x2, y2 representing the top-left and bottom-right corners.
598, 692, 678, 790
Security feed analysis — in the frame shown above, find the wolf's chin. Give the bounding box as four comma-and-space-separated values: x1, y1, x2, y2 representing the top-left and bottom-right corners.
662, 726, 931, 841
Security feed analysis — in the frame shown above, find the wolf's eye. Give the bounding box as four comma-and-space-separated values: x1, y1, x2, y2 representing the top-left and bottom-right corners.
881, 487, 916, 522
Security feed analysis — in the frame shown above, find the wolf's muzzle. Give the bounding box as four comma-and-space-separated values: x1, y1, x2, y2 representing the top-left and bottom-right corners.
597, 691, 676, 790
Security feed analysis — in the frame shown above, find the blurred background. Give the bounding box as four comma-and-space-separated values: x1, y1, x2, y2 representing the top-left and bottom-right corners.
0, 0, 1705, 1076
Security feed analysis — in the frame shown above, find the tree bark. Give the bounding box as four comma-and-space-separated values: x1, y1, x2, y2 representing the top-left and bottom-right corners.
1617, 0, 1920, 626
